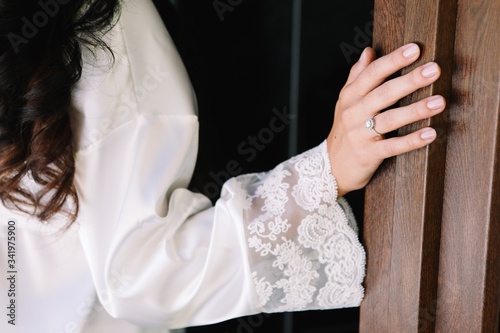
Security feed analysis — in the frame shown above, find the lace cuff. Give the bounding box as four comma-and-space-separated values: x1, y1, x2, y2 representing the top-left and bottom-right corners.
233, 140, 365, 312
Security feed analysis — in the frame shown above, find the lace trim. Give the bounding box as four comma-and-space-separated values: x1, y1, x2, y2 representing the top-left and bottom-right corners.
240, 141, 365, 312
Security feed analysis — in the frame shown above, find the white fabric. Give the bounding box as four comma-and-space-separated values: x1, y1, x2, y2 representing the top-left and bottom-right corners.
0, 0, 365, 332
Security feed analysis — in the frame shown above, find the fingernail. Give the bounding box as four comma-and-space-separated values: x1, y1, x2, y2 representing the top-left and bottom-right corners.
426, 96, 445, 110
421, 129, 436, 140
403, 44, 419, 58
422, 63, 439, 78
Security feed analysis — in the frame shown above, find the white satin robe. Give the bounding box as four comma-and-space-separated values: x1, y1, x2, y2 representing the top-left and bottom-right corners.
0, 0, 366, 332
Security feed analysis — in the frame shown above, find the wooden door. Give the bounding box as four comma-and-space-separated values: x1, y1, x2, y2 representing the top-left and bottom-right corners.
360, 0, 500, 332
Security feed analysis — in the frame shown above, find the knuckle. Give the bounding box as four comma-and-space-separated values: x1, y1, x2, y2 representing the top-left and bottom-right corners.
405, 134, 422, 151
338, 107, 350, 119
389, 53, 403, 69
366, 60, 380, 79
344, 105, 355, 116
407, 70, 422, 87
411, 102, 424, 120
338, 86, 362, 111
375, 83, 389, 100
382, 140, 397, 157
339, 85, 351, 98
405, 135, 415, 149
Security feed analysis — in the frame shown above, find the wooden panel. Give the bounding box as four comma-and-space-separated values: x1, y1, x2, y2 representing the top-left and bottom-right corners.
361, 0, 457, 332
359, 0, 404, 330
389, 0, 457, 331
435, 0, 500, 331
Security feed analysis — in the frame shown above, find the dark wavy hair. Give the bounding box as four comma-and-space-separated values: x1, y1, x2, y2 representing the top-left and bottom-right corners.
0, 0, 121, 223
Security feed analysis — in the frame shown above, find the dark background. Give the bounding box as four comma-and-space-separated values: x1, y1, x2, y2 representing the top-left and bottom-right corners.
152, 0, 373, 332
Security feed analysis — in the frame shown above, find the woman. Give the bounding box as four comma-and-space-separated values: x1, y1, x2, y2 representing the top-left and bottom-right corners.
0, 0, 444, 332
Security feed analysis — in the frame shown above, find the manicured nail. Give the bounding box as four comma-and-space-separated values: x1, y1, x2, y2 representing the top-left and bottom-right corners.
422, 63, 439, 78
403, 44, 420, 58
427, 96, 445, 110
421, 129, 437, 140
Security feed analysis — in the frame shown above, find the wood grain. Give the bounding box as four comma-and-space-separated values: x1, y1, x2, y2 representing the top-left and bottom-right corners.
435, 0, 500, 331
359, 0, 404, 331
361, 0, 457, 331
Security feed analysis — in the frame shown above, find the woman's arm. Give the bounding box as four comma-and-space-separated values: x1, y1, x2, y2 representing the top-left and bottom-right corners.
73, 0, 444, 329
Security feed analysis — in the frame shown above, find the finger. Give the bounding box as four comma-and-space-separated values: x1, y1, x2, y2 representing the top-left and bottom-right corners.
345, 43, 421, 97
360, 62, 441, 114
372, 95, 446, 134
344, 47, 376, 86
376, 127, 437, 159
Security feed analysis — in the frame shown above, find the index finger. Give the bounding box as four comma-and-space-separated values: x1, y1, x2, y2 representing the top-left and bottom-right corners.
346, 43, 421, 97
344, 47, 376, 87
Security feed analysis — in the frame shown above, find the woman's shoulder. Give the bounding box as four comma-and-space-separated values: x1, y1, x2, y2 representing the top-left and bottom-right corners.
72, 0, 198, 151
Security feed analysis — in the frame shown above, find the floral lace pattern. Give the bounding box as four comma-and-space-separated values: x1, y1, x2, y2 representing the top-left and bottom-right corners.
237, 141, 365, 312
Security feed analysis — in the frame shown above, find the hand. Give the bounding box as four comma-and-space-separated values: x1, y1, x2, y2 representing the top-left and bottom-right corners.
327, 43, 446, 197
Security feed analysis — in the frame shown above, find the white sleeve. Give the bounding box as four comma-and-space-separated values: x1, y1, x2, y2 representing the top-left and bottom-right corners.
75, 120, 365, 329
72, 0, 365, 329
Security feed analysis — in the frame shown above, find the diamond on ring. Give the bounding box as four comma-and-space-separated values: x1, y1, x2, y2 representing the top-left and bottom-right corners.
365, 117, 382, 136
